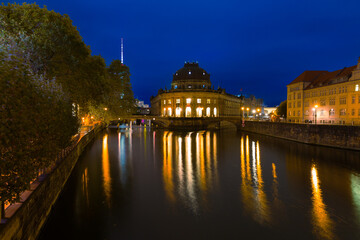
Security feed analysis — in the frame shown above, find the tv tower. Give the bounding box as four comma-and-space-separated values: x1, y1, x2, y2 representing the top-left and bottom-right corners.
121, 38, 124, 65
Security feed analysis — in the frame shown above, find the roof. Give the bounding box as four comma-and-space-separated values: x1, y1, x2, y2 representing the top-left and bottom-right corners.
288, 66, 356, 89
172, 62, 210, 82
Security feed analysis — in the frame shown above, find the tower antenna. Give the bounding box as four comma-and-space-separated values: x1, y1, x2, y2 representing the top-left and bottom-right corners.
121, 38, 124, 65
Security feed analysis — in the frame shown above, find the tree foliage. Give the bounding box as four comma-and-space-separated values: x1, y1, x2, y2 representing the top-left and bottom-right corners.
0, 3, 136, 205
276, 100, 287, 118
0, 54, 79, 203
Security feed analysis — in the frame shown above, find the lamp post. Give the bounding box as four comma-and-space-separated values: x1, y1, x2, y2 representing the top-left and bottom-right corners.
241, 107, 245, 126
246, 107, 249, 119
312, 105, 318, 124
257, 108, 261, 120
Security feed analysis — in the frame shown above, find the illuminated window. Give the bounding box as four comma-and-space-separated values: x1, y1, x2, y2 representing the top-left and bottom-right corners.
168, 99, 171, 104
214, 99, 217, 104
320, 110, 325, 116
340, 109, 346, 116
163, 108, 166, 116
168, 107, 172, 117
176, 99, 180, 104
356, 84, 359, 91
196, 107, 203, 117
214, 107, 218, 117
175, 107, 182, 117
206, 107, 210, 117
305, 110, 309, 116
329, 109, 335, 116
197, 98, 201, 103
186, 98, 191, 104
185, 107, 191, 117
207, 99, 210, 104
163, 100, 166, 104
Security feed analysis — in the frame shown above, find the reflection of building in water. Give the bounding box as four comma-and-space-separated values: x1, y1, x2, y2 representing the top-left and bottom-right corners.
311, 165, 334, 240
162, 131, 218, 213
102, 134, 111, 206
240, 136, 270, 224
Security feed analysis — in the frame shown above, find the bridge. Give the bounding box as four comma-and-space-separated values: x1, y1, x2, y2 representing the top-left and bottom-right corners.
113, 115, 246, 130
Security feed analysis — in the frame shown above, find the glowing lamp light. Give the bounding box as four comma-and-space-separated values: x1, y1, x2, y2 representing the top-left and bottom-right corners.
252, 110, 256, 113
104, 108, 108, 111
241, 107, 245, 110
246, 108, 250, 111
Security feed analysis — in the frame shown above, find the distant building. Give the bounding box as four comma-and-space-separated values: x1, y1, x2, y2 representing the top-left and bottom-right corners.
150, 62, 242, 117
135, 99, 150, 115
287, 57, 360, 124
242, 95, 264, 118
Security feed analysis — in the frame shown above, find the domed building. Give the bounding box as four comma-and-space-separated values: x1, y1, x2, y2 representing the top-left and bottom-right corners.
150, 62, 243, 118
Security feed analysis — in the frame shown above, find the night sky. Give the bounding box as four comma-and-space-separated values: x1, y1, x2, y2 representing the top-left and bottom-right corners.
5, 0, 360, 106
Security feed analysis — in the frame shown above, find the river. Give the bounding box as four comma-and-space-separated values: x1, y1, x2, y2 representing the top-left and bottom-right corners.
38, 128, 360, 240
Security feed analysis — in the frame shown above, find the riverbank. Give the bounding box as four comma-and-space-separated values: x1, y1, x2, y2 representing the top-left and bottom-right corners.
240, 121, 360, 151
0, 123, 105, 240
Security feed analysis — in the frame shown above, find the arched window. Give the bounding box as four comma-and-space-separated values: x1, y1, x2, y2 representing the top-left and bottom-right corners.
214, 107, 218, 117
163, 108, 166, 116
175, 107, 182, 117
206, 107, 210, 117
196, 107, 203, 117
186, 107, 191, 117
168, 107, 172, 117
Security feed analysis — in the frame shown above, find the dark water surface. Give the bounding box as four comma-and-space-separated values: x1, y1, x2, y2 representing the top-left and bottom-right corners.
38, 128, 360, 240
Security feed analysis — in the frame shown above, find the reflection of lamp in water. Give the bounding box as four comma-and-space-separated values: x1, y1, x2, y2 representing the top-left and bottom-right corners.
311, 165, 333, 239
102, 134, 111, 206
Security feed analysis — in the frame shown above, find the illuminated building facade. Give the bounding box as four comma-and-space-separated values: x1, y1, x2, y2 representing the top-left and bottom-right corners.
287, 57, 360, 124
150, 62, 242, 117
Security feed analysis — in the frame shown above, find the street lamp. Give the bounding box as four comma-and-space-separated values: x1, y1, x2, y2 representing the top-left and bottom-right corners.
312, 105, 318, 124
241, 107, 245, 125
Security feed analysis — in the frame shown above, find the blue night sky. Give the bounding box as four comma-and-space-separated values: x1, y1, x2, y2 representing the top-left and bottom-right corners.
5, 0, 360, 106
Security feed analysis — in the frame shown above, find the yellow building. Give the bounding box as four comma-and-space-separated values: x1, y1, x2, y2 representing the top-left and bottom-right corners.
150, 62, 242, 117
287, 57, 360, 124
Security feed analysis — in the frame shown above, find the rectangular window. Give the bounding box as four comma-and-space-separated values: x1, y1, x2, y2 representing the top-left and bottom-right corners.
297, 93, 301, 99
297, 101, 301, 107
197, 98, 201, 103
207, 99, 211, 104
186, 98, 191, 104
329, 109, 335, 116
340, 97, 346, 104
305, 101, 309, 107
289, 111, 291, 116
305, 110, 309, 116
329, 98, 335, 105
297, 111, 300, 116
176, 99, 180, 104
168, 99, 171, 104
293, 102, 295, 108
356, 84, 359, 92
320, 99, 326, 106
288, 102, 291, 108
352, 109, 355, 116
340, 109, 346, 116
214, 99, 217, 104
163, 100, 166, 104
352, 96, 356, 104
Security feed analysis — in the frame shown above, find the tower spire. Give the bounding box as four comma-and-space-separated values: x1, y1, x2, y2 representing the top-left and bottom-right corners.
121, 38, 124, 65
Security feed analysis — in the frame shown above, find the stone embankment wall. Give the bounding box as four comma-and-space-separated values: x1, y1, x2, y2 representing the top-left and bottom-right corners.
241, 121, 360, 150
0, 124, 105, 240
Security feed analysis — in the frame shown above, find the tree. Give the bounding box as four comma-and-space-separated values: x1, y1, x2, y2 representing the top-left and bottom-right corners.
105, 60, 136, 117
0, 3, 94, 105
276, 100, 287, 119
0, 53, 79, 208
